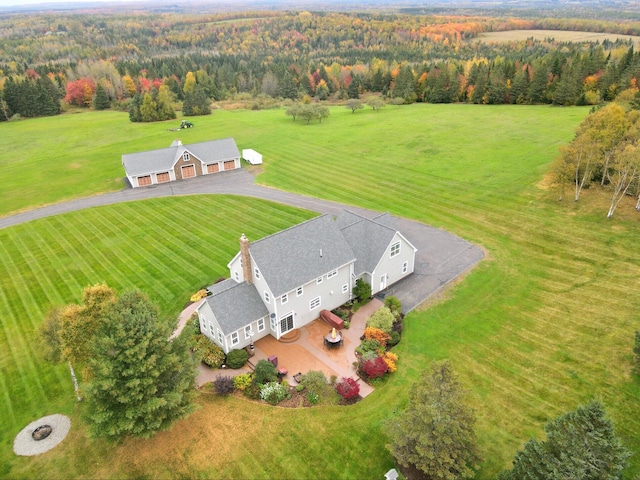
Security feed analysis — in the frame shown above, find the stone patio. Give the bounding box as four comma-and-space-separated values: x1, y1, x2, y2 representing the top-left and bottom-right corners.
196, 299, 383, 397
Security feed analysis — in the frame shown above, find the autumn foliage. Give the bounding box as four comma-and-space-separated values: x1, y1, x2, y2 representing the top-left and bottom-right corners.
336, 377, 360, 400
64, 78, 96, 107
361, 356, 389, 379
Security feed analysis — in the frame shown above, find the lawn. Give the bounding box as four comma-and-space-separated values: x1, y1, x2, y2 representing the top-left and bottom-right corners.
2, 104, 640, 478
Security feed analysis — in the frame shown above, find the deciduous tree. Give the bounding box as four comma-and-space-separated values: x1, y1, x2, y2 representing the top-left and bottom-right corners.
385, 360, 480, 480
345, 98, 363, 113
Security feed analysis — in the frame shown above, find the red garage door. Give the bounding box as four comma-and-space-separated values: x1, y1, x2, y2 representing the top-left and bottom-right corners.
138, 175, 151, 187
223, 160, 235, 171
207, 163, 220, 174
182, 165, 196, 178
157, 172, 170, 183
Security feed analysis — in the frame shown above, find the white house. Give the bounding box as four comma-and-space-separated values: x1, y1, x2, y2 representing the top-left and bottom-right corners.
122, 138, 241, 188
196, 210, 417, 354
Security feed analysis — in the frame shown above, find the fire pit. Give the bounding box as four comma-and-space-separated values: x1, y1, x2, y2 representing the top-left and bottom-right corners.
31, 425, 53, 441
13, 414, 70, 456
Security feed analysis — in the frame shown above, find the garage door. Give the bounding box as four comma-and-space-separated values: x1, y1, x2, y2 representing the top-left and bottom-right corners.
138, 175, 151, 187
207, 163, 220, 174
157, 172, 170, 183
182, 165, 196, 178
223, 160, 235, 171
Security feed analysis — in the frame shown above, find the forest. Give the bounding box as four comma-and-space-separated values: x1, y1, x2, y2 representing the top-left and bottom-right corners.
2, 8, 640, 121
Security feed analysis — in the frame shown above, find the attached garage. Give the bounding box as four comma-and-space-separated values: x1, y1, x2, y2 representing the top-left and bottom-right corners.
207, 163, 220, 174
138, 175, 151, 187
182, 165, 196, 178
223, 160, 235, 171
157, 172, 170, 183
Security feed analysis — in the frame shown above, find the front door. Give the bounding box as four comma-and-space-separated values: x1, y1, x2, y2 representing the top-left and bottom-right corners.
279, 313, 294, 335
380, 274, 387, 291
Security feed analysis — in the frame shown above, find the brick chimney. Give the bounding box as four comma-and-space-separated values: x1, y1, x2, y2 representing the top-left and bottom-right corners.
240, 233, 252, 284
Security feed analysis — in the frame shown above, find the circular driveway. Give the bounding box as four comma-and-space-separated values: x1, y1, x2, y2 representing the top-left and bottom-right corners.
0, 169, 484, 312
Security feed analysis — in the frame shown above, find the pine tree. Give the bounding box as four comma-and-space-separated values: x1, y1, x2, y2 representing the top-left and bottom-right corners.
83, 290, 197, 439
129, 93, 142, 122
498, 400, 631, 480
92, 83, 110, 110
385, 360, 480, 479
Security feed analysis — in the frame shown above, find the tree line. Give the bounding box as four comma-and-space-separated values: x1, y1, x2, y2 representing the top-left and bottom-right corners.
2, 10, 640, 121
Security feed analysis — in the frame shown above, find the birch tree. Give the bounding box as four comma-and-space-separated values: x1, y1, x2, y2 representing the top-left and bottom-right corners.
607, 142, 639, 218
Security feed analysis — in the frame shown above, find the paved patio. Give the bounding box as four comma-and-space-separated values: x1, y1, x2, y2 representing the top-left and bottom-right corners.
195, 299, 383, 397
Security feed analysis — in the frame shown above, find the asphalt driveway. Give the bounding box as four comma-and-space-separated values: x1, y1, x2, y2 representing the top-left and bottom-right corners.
0, 169, 484, 312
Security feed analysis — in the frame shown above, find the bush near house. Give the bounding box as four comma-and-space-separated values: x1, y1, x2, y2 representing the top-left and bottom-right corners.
233, 373, 253, 391
366, 306, 395, 334
260, 382, 289, 405
253, 359, 278, 384
213, 375, 235, 395
226, 348, 249, 369
336, 377, 360, 400
352, 279, 371, 302
384, 296, 402, 319
191, 334, 225, 368
360, 356, 389, 379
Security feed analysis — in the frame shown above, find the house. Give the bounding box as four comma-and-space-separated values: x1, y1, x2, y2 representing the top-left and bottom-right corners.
122, 138, 241, 188
196, 210, 417, 354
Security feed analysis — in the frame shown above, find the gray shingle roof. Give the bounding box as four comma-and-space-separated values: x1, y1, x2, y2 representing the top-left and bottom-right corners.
250, 214, 356, 297
338, 211, 398, 275
122, 138, 239, 177
203, 279, 268, 334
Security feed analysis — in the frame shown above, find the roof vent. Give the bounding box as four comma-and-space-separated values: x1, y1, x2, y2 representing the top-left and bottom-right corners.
320, 248, 323, 258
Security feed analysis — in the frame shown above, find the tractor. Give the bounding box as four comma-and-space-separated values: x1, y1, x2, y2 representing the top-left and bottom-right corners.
180, 120, 194, 129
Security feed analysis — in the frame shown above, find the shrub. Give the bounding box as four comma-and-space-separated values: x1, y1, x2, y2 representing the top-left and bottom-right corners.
190, 289, 207, 302
191, 335, 225, 368
226, 348, 249, 369
361, 356, 389, 379
383, 351, 399, 373
392, 319, 403, 334
233, 373, 253, 391
307, 392, 319, 405
388, 330, 401, 348
213, 375, 235, 395
364, 327, 391, 348
260, 382, 288, 405
244, 381, 261, 400
254, 359, 278, 385
384, 296, 402, 319
353, 279, 372, 302
300, 370, 327, 394
366, 306, 394, 334
332, 308, 349, 322
356, 339, 382, 356
336, 377, 360, 400
296, 384, 305, 392
344, 320, 350, 329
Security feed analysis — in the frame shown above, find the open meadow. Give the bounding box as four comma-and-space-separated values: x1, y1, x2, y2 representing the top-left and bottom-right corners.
479, 29, 640, 46
2, 104, 640, 478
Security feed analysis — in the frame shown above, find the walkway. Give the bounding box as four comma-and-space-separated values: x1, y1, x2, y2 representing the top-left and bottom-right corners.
0, 169, 484, 313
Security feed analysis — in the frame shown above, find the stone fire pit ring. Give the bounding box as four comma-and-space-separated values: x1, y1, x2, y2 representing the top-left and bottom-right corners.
13, 414, 71, 456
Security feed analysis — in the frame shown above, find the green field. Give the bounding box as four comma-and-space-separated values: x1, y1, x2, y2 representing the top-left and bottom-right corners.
2, 104, 640, 478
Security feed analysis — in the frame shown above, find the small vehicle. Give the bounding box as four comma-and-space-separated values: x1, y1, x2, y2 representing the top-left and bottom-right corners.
180, 120, 194, 128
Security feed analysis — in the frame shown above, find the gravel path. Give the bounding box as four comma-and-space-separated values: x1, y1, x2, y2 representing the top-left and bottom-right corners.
0, 169, 484, 312
13, 414, 71, 456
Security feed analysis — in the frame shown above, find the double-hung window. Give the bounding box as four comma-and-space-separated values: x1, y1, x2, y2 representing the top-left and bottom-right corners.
390, 241, 401, 257
231, 332, 239, 345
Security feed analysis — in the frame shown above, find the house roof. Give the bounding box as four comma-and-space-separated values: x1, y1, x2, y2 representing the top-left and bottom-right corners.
202, 279, 268, 334
338, 211, 400, 275
121, 138, 240, 177
250, 214, 357, 297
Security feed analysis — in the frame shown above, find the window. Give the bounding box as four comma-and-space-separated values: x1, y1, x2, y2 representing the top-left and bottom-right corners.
296, 286, 303, 297
231, 332, 239, 345
254, 268, 260, 279
390, 242, 401, 257
234, 271, 240, 281
183, 152, 190, 161
209, 323, 215, 335
280, 314, 294, 334
270, 315, 277, 330
342, 283, 349, 294
310, 296, 321, 310
402, 261, 408, 274
217, 330, 223, 344
257, 318, 265, 332
281, 293, 288, 304
264, 291, 270, 303
245, 325, 253, 339
317, 276, 323, 284
327, 270, 338, 279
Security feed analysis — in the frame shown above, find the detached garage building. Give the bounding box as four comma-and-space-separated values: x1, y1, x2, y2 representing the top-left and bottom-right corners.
122, 138, 241, 188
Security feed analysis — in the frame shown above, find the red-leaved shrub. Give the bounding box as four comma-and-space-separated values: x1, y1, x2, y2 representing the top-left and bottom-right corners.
336, 377, 360, 400
361, 356, 388, 379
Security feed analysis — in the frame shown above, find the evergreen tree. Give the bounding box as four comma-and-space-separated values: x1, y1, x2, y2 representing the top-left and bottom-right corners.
278, 73, 298, 100
498, 400, 631, 480
392, 65, 417, 104
385, 360, 480, 480
83, 290, 197, 439
92, 83, 110, 110
183, 85, 211, 116
529, 62, 549, 104
129, 93, 142, 122
347, 76, 360, 99
510, 67, 530, 104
